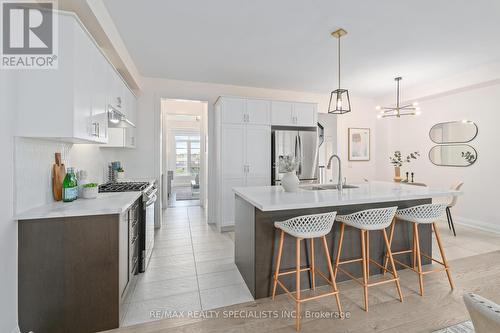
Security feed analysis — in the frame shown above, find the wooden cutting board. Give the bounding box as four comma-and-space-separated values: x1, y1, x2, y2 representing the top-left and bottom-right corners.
52, 153, 66, 201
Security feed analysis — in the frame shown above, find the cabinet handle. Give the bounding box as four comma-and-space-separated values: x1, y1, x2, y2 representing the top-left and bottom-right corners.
97, 123, 100, 137
92, 122, 98, 136
246, 113, 250, 123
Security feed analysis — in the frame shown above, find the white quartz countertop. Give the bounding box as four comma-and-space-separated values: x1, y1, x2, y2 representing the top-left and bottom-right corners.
233, 181, 461, 211
16, 191, 142, 220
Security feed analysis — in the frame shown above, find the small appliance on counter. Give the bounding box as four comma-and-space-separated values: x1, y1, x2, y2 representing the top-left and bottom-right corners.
99, 180, 158, 273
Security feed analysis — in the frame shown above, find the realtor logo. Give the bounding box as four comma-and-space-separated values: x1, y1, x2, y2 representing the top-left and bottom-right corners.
1, 0, 58, 69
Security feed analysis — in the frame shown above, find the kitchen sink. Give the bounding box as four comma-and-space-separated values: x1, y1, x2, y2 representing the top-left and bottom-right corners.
302, 184, 359, 191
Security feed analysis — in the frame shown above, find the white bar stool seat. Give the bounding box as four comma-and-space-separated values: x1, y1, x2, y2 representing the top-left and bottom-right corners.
272, 212, 342, 331
334, 207, 403, 312
384, 203, 454, 296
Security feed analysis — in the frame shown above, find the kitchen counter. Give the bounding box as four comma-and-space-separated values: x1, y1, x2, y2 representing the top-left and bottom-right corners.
233, 181, 460, 299
233, 181, 460, 211
16, 191, 142, 220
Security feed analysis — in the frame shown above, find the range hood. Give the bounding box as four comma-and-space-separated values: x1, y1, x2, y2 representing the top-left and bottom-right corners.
108, 103, 135, 128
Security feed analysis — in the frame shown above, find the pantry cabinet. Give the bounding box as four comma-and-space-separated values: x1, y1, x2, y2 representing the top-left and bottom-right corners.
211, 96, 318, 230
15, 12, 136, 145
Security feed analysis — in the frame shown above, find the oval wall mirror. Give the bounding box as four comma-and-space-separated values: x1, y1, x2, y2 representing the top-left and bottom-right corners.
429, 145, 478, 167
429, 121, 478, 144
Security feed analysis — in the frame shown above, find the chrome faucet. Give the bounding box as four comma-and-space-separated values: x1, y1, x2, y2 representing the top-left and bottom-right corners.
326, 154, 343, 191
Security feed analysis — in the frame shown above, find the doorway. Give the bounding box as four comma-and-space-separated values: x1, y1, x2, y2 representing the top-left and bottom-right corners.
161, 99, 208, 208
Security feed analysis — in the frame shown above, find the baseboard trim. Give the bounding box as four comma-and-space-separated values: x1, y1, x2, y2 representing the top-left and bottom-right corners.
454, 216, 500, 234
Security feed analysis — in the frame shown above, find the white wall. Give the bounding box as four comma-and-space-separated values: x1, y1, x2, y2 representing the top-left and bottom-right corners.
1, 71, 19, 332
336, 98, 379, 183
375, 82, 500, 231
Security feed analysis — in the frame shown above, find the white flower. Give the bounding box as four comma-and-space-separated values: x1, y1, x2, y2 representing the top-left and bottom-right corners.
277, 155, 300, 173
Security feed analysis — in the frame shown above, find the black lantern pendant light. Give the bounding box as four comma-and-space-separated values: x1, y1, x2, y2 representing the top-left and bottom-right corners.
328, 28, 351, 114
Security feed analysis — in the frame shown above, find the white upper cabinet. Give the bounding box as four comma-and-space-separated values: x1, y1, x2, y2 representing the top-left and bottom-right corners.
221, 97, 271, 125
271, 101, 294, 126
271, 101, 317, 127
15, 12, 136, 145
221, 97, 245, 124
294, 102, 317, 127
246, 99, 271, 125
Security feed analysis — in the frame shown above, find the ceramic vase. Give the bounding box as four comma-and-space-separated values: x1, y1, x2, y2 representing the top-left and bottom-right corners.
282, 172, 299, 192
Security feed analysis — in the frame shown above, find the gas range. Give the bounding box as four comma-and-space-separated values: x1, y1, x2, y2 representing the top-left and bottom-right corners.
98, 181, 150, 193
98, 180, 158, 273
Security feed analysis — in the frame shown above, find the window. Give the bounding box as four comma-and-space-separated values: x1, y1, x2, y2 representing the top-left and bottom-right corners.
175, 135, 201, 175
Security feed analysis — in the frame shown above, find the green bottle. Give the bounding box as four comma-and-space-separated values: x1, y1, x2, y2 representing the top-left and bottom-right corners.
62, 167, 78, 202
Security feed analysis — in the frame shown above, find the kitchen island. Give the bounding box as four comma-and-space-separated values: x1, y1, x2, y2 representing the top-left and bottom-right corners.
233, 181, 460, 299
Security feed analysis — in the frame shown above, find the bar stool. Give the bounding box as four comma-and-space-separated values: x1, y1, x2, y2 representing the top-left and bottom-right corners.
333, 207, 403, 311
383, 203, 454, 296
272, 212, 342, 330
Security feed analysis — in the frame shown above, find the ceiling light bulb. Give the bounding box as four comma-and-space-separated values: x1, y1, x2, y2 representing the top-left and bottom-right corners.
415, 111, 422, 116
336, 95, 343, 109
375, 105, 381, 110
377, 114, 382, 119
412, 102, 419, 107
461, 119, 468, 123
415, 107, 421, 111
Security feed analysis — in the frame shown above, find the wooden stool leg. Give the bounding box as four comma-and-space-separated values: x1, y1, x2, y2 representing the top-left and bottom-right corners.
366, 230, 370, 276
272, 230, 285, 299
413, 223, 424, 296
433, 222, 455, 290
412, 228, 417, 269
310, 238, 316, 290
382, 229, 403, 302
296, 237, 301, 331
322, 236, 342, 313
383, 219, 396, 275
360, 229, 369, 311
333, 223, 345, 278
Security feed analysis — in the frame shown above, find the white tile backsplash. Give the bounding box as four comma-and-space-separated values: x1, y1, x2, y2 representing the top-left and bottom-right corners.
14, 138, 138, 215
14, 137, 72, 214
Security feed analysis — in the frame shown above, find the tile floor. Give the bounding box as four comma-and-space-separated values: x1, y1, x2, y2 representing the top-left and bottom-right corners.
121, 205, 253, 327
121, 206, 500, 327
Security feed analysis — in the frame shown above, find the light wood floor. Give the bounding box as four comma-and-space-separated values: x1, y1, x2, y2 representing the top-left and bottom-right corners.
105, 248, 500, 333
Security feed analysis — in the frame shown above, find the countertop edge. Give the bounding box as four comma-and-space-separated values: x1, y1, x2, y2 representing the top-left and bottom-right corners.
16, 191, 142, 221
233, 182, 462, 212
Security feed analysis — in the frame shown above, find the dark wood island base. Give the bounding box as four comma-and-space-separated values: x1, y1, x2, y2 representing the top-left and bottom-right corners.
235, 196, 432, 299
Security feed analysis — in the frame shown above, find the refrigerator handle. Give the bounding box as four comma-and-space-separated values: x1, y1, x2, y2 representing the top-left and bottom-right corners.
296, 134, 303, 175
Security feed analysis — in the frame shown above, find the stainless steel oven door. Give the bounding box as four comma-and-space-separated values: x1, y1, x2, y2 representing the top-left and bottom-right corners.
140, 190, 157, 272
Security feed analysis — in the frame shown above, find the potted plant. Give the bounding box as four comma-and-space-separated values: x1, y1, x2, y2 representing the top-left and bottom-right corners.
82, 183, 99, 199
278, 155, 300, 192
389, 151, 419, 182
116, 167, 125, 180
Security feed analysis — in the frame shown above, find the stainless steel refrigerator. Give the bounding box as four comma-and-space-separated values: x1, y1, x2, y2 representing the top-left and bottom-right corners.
272, 128, 319, 185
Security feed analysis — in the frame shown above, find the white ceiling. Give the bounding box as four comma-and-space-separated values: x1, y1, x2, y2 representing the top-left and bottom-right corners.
104, 0, 500, 97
